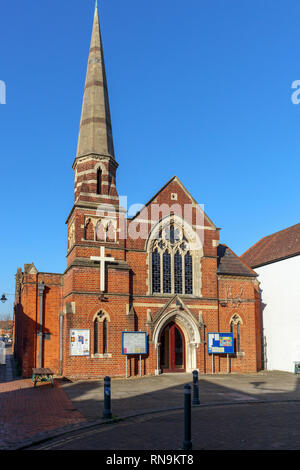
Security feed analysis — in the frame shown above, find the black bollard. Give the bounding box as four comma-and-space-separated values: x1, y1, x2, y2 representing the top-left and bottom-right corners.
103, 376, 112, 419
192, 370, 200, 405
183, 384, 192, 450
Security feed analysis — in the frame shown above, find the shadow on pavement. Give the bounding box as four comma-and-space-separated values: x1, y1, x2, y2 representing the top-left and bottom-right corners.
2, 362, 300, 450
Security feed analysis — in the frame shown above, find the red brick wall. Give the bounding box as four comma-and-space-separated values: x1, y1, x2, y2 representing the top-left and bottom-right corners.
14, 177, 262, 378
14, 272, 62, 378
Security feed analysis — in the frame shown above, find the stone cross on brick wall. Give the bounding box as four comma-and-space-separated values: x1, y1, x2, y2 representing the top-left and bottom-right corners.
90, 247, 115, 292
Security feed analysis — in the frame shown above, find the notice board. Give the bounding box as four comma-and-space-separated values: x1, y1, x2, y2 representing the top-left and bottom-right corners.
70, 329, 90, 356
207, 333, 234, 354
121, 332, 147, 355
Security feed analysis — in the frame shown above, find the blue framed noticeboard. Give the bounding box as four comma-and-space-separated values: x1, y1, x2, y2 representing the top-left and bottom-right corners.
121, 332, 147, 355
207, 333, 234, 355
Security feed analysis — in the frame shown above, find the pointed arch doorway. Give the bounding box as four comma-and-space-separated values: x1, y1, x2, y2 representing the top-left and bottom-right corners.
160, 322, 186, 372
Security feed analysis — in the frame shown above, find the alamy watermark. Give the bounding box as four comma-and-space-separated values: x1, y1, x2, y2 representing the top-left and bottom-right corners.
0, 81, 6, 104
291, 80, 300, 104
93, 197, 206, 251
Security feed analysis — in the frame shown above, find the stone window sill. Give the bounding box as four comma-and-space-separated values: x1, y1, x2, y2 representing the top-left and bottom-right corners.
236, 352, 245, 357
91, 353, 112, 359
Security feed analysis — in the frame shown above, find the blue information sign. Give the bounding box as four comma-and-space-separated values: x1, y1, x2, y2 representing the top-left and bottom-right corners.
207, 333, 234, 354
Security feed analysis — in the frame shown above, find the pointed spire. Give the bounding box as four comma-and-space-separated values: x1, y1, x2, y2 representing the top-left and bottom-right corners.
76, 4, 115, 160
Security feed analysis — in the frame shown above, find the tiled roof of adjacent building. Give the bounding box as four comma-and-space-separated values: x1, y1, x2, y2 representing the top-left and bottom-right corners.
241, 222, 300, 268
217, 244, 257, 277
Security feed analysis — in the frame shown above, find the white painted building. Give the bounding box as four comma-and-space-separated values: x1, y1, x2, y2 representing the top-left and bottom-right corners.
241, 223, 300, 373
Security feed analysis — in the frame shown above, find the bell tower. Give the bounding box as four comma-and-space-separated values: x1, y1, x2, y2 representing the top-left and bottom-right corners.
66, 2, 126, 261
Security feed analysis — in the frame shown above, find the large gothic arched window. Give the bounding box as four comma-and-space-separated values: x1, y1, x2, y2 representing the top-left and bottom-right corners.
151, 223, 193, 295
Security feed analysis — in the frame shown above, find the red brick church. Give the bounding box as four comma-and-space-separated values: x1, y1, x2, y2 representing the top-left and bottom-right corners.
13, 5, 262, 379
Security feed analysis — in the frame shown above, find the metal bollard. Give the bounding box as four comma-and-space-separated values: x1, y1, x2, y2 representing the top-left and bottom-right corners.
183, 384, 192, 450
103, 376, 112, 419
192, 370, 200, 405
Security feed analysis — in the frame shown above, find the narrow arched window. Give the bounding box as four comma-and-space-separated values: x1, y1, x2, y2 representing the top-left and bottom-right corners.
103, 319, 108, 354
237, 322, 241, 353
230, 315, 242, 353
84, 219, 95, 241
174, 251, 182, 294
184, 252, 193, 295
94, 318, 99, 354
163, 251, 171, 293
97, 169, 102, 195
152, 249, 161, 293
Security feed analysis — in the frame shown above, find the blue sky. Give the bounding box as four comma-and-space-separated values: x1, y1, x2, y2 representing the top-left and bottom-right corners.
1, 0, 300, 318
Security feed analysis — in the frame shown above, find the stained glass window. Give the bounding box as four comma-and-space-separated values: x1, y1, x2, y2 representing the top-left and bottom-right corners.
163, 251, 171, 293
151, 223, 194, 295
185, 252, 193, 294
152, 249, 161, 293
174, 251, 183, 294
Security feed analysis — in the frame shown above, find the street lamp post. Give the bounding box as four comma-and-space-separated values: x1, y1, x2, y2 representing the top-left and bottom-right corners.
1, 293, 14, 303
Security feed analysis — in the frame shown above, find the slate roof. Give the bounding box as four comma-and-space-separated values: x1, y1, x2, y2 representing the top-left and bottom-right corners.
217, 244, 257, 277
241, 223, 300, 268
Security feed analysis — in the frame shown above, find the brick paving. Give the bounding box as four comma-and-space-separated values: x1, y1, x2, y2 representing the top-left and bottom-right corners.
0, 349, 86, 449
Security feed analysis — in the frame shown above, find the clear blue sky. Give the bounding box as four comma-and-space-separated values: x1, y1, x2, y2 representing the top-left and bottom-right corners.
1, 0, 300, 318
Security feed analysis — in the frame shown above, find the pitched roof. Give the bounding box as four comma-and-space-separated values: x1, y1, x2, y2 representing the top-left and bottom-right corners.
241, 222, 300, 268
217, 244, 257, 277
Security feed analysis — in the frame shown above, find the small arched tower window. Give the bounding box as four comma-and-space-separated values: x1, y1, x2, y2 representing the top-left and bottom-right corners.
93, 312, 110, 355
97, 168, 102, 195
230, 314, 242, 353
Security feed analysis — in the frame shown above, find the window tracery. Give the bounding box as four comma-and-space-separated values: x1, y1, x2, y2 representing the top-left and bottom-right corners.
151, 223, 194, 295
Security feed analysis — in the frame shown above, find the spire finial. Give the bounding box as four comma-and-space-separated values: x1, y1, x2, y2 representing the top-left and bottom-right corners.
95, 0, 98, 10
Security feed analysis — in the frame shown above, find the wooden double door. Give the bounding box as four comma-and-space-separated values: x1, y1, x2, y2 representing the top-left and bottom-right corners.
160, 322, 185, 372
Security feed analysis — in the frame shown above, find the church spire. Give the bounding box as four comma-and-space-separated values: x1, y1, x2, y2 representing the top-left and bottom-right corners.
76, 3, 115, 160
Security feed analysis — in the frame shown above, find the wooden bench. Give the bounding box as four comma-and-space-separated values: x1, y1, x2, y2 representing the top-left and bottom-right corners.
32, 368, 54, 388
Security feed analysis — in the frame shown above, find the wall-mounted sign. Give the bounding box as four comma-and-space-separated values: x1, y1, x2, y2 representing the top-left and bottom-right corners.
70, 329, 90, 356
207, 333, 234, 355
121, 332, 147, 355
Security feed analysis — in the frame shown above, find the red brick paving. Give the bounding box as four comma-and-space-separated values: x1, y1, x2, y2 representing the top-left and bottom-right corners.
0, 379, 86, 448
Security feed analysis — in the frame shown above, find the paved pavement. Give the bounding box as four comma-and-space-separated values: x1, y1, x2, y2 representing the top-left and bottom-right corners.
59, 368, 300, 420
0, 348, 85, 449
2, 348, 300, 450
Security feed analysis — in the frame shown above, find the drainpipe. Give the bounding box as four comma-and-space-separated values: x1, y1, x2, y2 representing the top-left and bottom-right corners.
59, 275, 64, 376
37, 281, 45, 369
59, 313, 64, 375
